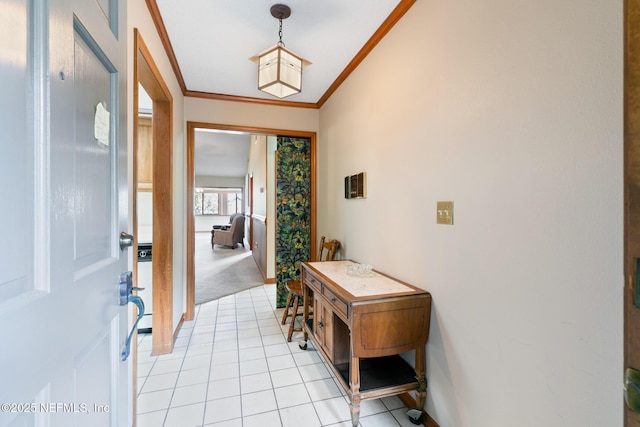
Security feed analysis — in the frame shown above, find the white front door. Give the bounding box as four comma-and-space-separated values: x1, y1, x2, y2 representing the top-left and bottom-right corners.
0, 0, 131, 426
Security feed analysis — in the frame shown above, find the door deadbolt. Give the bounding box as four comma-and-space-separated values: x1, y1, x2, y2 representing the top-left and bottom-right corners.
119, 232, 134, 251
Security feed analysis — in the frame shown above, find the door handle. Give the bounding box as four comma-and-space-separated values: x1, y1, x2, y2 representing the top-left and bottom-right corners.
119, 271, 145, 361
119, 271, 144, 305
119, 232, 134, 251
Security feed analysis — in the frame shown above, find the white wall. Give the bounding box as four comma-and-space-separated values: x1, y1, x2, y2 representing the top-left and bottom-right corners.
318, 0, 623, 426
184, 97, 319, 133
195, 215, 229, 233
128, 0, 186, 334
248, 135, 268, 218
195, 175, 245, 188
267, 136, 277, 280
137, 191, 152, 242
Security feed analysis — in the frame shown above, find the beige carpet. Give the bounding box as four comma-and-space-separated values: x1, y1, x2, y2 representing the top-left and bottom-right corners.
195, 232, 265, 305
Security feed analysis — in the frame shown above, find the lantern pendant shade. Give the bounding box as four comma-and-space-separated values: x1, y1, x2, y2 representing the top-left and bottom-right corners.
251, 4, 310, 99
256, 44, 305, 99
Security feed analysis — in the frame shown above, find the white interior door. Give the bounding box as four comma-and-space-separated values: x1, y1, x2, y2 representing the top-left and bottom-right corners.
0, 0, 131, 426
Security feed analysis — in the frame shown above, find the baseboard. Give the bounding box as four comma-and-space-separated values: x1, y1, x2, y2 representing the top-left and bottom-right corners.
265, 278, 276, 284
398, 392, 439, 427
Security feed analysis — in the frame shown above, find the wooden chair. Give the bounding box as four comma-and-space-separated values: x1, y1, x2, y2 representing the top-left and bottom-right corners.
281, 236, 340, 342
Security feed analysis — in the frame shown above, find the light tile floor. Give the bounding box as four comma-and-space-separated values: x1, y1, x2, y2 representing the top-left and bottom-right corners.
136, 284, 416, 427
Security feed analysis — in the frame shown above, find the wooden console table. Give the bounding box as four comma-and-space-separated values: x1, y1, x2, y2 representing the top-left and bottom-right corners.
301, 260, 432, 426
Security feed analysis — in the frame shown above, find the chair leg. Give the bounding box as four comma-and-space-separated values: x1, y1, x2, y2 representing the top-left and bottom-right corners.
281, 292, 293, 325
287, 296, 300, 342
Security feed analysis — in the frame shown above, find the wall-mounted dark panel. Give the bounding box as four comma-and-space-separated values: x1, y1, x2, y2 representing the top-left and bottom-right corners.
344, 172, 366, 199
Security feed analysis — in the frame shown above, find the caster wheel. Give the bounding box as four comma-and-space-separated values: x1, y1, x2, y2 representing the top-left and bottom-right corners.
298, 341, 308, 350
407, 408, 424, 425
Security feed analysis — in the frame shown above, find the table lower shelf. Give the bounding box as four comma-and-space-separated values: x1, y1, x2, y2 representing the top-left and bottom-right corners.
334, 355, 418, 393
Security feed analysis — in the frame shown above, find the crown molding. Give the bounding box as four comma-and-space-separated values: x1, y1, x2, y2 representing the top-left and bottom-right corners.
145, 0, 187, 94
145, 0, 417, 109
184, 90, 319, 109
316, 0, 416, 107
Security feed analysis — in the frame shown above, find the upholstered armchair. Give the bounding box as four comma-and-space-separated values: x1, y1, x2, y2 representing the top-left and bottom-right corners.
211, 214, 245, 249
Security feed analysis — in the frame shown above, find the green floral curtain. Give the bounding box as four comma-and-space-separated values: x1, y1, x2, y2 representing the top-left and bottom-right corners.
275, 136, 311, 308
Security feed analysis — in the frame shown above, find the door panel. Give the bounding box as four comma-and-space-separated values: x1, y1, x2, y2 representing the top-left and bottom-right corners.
72, 22, 116, 271
0, 0, 32, 302
0, 0, 130, 426
94, 0, 112, 25
74, 321, 118, 427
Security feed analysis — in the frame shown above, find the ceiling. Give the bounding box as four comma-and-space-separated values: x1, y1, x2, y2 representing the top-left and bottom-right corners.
153, 0, 406, 105
194, 130, 251, 178
147, 0, 412, 178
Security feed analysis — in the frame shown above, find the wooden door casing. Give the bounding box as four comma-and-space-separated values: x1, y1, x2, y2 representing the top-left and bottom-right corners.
625, 1, 640, 424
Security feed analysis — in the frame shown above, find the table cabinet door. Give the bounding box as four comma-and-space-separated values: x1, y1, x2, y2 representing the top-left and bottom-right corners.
313, 293, 334, 361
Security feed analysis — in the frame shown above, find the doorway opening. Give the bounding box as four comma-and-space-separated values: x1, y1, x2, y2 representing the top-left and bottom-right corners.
186, 123, 316, 319
193, 128, 254, 305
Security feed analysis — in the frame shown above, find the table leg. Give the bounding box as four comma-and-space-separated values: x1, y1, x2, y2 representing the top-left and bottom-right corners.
350, 356, 361, 426
415, 345, 427, 410
349, 397, 360, 427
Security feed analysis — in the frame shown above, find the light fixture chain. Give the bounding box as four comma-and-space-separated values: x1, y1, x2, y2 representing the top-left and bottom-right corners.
278, 18, 285, 47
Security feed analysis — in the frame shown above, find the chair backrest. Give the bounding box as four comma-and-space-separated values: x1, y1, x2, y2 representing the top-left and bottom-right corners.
229, 212, 242, 224
230, 214, 245, 243
317, 236, 340, 262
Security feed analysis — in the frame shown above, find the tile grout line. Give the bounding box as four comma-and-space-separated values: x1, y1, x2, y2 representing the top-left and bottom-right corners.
234, 293, 247, 426
198, 300, 215, 427
261, 287, 287, 427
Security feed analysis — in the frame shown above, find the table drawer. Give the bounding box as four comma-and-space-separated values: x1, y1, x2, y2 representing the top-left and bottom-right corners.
304, 273, 322, 292
322, 286, 348, 319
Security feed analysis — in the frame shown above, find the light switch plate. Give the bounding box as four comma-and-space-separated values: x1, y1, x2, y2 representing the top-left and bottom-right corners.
437, 201, 453, 225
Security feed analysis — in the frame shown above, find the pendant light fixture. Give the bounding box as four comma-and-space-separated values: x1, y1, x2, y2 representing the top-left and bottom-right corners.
250, 4, 310, 99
